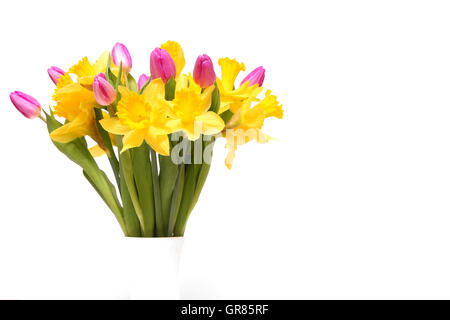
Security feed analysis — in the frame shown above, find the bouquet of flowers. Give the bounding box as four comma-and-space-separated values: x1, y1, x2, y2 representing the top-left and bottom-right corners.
9, 41, 283, 237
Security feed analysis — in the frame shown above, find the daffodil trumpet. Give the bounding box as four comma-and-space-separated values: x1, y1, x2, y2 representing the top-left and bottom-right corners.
10, 41, 283, 237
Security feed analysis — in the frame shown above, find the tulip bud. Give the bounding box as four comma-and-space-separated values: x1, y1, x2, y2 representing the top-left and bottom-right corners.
93, 73, 116, 106
150, 48, 176, 83
193, 54, 216, 88
240, 66, 265, 87
10, 91, 41, 119
47, 66, 65, 85
138, 73, 150, 91
112, 43, 132, 73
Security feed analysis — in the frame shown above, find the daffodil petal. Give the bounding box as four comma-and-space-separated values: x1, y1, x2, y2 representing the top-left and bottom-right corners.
69, 57, 95, 79
93, 51, 110, 74
143, 78, 165, 102
89, 144, 106, 157
218, 58, 245, 92
254, 90, 284, 119
242, 106, 265, 129
118, 86, 131, 97
161, 41, 185, 78
200, 85, 214, 113
100, 118, 130, 135
121, 129, 145, 153
145, 131, 170, 156
49, 114, 90, 143
196, 111, 225, 136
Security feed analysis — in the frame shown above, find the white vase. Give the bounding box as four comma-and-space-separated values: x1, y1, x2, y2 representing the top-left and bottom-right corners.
123, 236, 184, 300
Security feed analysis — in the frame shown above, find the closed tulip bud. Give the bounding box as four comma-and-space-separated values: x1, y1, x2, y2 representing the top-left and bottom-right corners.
93, 73, 116, 106
47, 66, 65, 85
112, 42, 132, 73
193, 54, 216, 88
240, 66, 265, 87
10, 91, 41, 119
138, 73, 150, 91
150, 48, 176, 83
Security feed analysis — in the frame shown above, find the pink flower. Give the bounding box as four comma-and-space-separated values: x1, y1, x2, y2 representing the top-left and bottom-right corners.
112, 43, 132, 73
138, 74, 150, 91
150, 48, 176, 83
10, 91, 41, 119
240, 66, 265, 87
93, 73, 116, 106
193, 54, 216, 88
47, 66, 65, 85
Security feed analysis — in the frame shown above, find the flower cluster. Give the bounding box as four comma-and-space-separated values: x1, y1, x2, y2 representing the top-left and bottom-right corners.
10, 41, 283, 236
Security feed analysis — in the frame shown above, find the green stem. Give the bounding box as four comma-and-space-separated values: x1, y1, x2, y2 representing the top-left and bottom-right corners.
150, 148, 164, 236
167, 164, 185, 236
83, 169, 127, 235
132, 145, 155, 236
120, 150, 147, 234
93, 108, 120, 188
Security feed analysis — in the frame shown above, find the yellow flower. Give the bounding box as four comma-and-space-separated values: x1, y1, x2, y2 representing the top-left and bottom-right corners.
88, 111, 117, 157
100, 78, 173, 155
224, 91, 283, 169
175, 73, 201, 94
216, 57, 262, 114
168, 85, 225, 140
161, 41, 185, 79
50, 52, 110, 144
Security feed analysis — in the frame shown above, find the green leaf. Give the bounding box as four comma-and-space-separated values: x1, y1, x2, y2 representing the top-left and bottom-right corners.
173, 163, 197, 236
150, 149, 164, 236
45, 112, 127, 235
221, 110, 233, 124
159, 154, 179, 233
167, 164, 185, 236
119, 159, 142, 237
209, 83, 220, 113
120, 149, 147, 235
132, 145, 155, 236
127, 73, 138, 92
165, 77, 176, 101
46, 112, 95, 169
94, 108, 120, 188
139, 77, 151, 94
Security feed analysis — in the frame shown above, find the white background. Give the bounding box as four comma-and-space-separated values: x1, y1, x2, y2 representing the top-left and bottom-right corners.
0, 0, 450, 299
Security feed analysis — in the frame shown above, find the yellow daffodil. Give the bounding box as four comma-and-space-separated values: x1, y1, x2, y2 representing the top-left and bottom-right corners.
161, 41, 185, 79
168, 85, 225, 140
175, 73, 202, 94
100, 78, 173, 155
224, 91, 283, 169
216, 58, 263, 114
88, 111, 117, 157
50, 52, 110, 145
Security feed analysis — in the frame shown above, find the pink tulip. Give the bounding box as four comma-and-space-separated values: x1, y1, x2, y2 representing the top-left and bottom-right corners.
138, 74, 150, 91
112, 43, 132, 73
47, 66, 65, 85
10, 91, 41, 119
150, 48, 176, 83
193, 54, 216, 88
240, 66, 265, 87
93, 73, 116, 106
